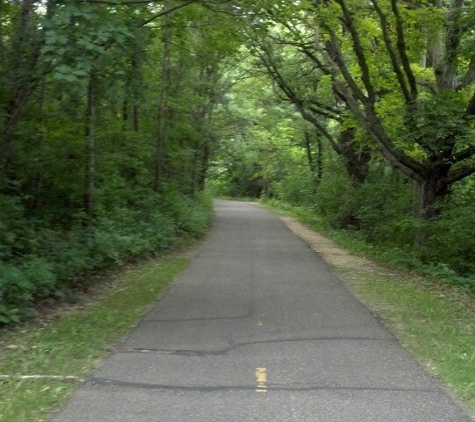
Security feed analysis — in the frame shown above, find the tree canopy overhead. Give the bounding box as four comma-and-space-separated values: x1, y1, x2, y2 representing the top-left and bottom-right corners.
1, 0, 475, 323
240, 0, 475, 219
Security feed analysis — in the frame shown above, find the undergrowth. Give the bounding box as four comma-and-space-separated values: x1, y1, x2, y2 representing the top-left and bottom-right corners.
0, 192, 214, 325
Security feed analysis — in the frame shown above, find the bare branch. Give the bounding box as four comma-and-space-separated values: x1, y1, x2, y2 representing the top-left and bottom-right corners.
320, 32, 364, 103
255, 47, 342, 154
334, 0, 376, 103
372, 0, 412, 102
308, 101, 342, 122
390, 0, 417, 99
450, 144, 475, 163
446, 164, 475, 185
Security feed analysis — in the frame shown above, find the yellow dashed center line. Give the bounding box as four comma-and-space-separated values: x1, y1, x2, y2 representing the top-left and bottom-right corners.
255, 367, 267, 392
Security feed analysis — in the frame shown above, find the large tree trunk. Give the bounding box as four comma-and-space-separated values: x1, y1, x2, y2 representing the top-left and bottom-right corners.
413, 168, 450, 244
415, 178, 445, 220
339, 127, 370, 185
329, 0, 475, 227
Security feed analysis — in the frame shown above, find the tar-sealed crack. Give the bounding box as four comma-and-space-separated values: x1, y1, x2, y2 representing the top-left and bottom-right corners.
112, 336, 396, 357
87, 377, 441, 394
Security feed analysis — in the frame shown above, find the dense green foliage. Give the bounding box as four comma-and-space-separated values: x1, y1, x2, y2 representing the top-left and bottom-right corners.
0, 191, 213, 324
211, 71, 475, 287
0, 1, 238, 324
1, 0, 475, 324
211, 81, 475, 288
209, 1, 475, 291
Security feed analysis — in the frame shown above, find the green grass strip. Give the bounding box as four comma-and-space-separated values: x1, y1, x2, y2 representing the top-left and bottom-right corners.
337, 269, 475, 411
0, 253, 192, 422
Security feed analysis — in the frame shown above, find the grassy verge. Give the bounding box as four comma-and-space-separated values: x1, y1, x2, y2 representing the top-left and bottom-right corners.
335, 268, 475, 412
0, 252, 194, 422
262, 200, 475, 416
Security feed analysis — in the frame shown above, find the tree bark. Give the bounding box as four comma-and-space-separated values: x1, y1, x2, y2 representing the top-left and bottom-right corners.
154, 18, 172, 192
413, 173, 450, 244
339, 127, 370, 185
198, 141, 210, 191
0, 0, 37, 169
84, 74, 96, 223
255, 42, 371, 187
304, 130, 318, 186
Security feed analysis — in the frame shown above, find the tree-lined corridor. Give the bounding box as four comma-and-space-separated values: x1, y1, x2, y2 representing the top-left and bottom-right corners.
1, 0, 475, 357
1, 2, 475, 419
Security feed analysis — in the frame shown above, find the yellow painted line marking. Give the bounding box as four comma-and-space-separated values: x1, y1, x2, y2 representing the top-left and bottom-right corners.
255, 367, 267, 392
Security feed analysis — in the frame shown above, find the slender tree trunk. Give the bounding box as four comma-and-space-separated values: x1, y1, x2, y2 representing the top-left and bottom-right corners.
304, 130, 319, 187
0, 0, 35, 169
31, 0, 54, 211
133, 104, 139, 132
154, 20, 172, 192
316, 134, 323, 183
190, 150, 199, 197
198, 141, 211, 191
0, 1, 4, 58
84, 74, 96, 223
122, 98, 128, 132
304, 130, 324, 187
33, 78, 47, 212
120, 56, 141, 183
122, 56, 141, 133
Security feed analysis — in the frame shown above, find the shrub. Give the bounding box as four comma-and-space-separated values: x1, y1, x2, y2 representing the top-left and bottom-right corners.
421, 201, 475, 276
0, 189, 214, 325
0, 256, 56, 323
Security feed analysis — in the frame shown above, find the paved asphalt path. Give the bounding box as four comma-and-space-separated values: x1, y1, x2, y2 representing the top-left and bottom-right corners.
51, 201, 471, 421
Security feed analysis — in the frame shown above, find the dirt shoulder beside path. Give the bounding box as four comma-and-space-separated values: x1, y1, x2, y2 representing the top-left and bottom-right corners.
281, 216, 379, 273
281, 215, 475, 312
280, 216, 402, 322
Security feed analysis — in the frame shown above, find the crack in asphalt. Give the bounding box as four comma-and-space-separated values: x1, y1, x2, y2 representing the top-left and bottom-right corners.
87, 377, 441, 394
113, 336, 396, 356
140, 302, 255, 323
